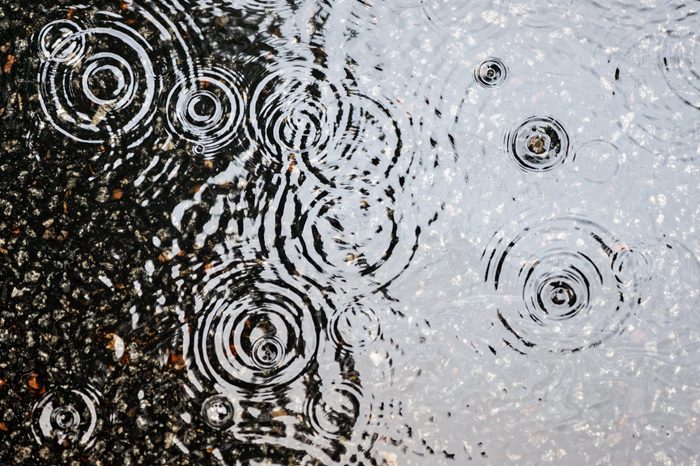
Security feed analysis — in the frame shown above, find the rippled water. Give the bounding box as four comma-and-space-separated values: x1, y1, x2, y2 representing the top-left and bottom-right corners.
1, 0, 699, 464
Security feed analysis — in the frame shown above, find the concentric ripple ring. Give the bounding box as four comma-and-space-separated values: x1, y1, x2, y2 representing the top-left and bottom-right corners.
505, 116, 570, 172
165, 66, 246, 157
30, 385, 102, 449
38, 23, 158, 145
481, 214, 633, 355
185, 280, 321, 397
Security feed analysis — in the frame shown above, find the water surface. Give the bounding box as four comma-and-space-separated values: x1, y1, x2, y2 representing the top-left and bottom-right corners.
0, 0, 699, 464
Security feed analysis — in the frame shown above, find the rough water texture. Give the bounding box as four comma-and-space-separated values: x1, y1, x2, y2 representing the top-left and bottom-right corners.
0, 0, 699, 464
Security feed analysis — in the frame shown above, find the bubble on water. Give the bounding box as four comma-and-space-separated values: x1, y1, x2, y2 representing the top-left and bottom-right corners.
474, 58, 508, 88
184, 278, 321, 398
201, 394, 235, 429
505, 116, 570, 172
481, 214, 634, 355
31, 385, 102, 449
165, 65, 246, 158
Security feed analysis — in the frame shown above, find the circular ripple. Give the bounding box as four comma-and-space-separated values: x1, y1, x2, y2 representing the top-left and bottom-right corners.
31, 385, 102, 448
614, 31, 699, 163
165, 66, 246, 158
248, 62, 407, 189
329, 302, 381, 351
474, 58, 508, 88
304, 381, 362, 440
505, 116, 570, 172
660, 28, 699, 109
248, 64, 343, 161
37, 18, 158, 146
611, 245, 653, 286
482, 215, 632, 354
186, 280, 321, 396
37, 19, 85, 64
573, 140, 622, 183
303, 90, 404, 189
266, 184, 420, 293
201, 394, 235, 429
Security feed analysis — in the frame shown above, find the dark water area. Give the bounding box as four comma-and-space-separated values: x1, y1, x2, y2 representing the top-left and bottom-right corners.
0, 0, 699, 464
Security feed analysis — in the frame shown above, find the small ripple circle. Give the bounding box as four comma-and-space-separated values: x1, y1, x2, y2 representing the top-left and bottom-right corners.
37, 16, 158, 146
474, 58, 508, 88
304, 381, 362, 440
31, 385, 102, 449
201, 394, 235, 429
165, 66, 246, 157
505, 116, 570, 172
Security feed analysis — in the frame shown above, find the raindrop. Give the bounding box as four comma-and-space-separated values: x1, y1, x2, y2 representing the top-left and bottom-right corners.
184, 278, 321, 398
31, 385, 102, 449
474, 58, 508, 88
481, 214, 633, 354
165, 65, 246, 158
505, 116, 570, 172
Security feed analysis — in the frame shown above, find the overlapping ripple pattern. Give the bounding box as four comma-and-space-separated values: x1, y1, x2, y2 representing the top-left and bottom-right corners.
2, 0, 700, 464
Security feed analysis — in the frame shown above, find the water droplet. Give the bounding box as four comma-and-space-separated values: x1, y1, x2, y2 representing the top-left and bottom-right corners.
201, 395, 234, 429
166, 66, 246, 158
474, 58, 507, 88
31, 385, 102, 449
505, 116, 570, 172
